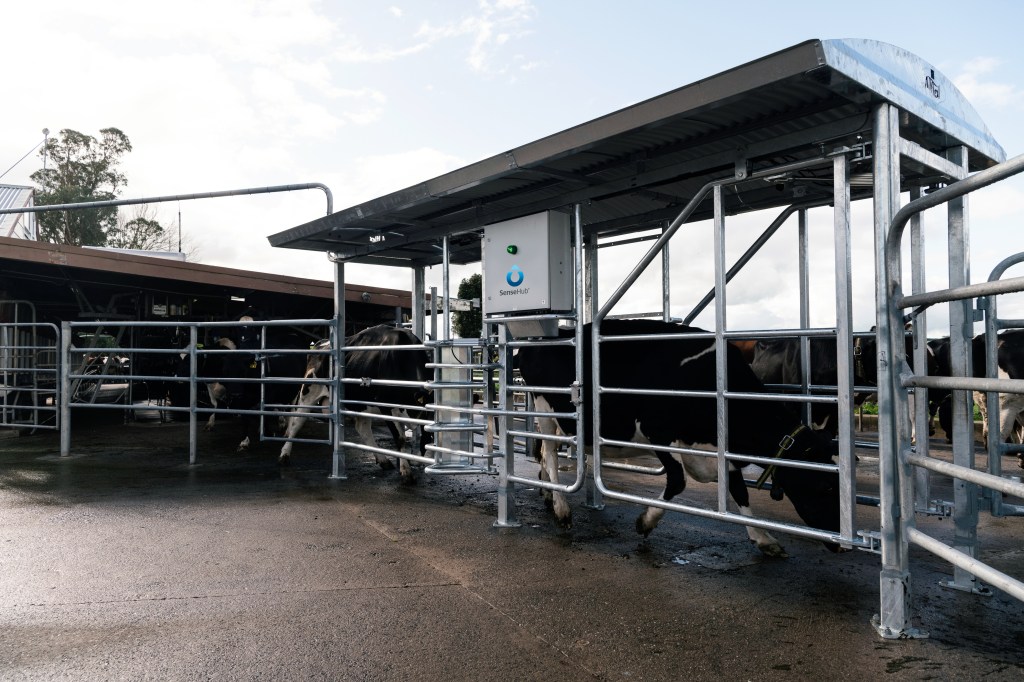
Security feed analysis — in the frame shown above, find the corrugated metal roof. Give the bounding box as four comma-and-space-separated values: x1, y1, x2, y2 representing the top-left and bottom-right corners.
0, 184, 36, 239
267, 39, 1005, 268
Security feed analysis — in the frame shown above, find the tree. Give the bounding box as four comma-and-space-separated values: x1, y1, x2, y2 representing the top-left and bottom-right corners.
106, 204, 167, 251
30, 128, 133, 246
452, 273, 483, 339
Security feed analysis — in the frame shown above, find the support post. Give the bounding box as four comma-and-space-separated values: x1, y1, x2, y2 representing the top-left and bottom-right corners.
873, 103, 923, 638
941, 146, 988, 595
833, 154, 856, 545
909, 188, 932, 511
494, 323, 519, 527
59, 321, 71, 457
330, 260, 348, 480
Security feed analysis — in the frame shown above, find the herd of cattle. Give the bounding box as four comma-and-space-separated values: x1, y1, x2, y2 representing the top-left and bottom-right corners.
162, 317, 1024, 554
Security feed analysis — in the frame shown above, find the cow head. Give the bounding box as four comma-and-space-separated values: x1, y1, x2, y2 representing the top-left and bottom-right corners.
770, 427, 842, 552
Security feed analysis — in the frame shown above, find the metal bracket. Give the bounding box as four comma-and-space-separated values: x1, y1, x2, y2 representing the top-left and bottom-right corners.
856, 529, 882, 554
734, 154, 749, 180
871, 614, 929, 640
570, 381, 582, 406
916, 499, 954, 517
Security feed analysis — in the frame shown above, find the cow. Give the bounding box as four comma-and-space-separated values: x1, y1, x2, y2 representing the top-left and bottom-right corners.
278, 325, 432, 481
930, 331, 1024, 467
749, 329, 934, 440
749, 336, 865, 435
515, 319, 841, 557
168, 317, 310, 453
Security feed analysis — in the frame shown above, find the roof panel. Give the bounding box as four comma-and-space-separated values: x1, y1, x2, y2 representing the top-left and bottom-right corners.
268, 39, 1005, 268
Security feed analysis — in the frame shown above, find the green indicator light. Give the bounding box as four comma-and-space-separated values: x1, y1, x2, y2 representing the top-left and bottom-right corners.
506, 245, 518, 255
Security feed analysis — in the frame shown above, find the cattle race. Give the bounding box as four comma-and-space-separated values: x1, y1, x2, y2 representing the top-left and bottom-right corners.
3, 38, 1024, 677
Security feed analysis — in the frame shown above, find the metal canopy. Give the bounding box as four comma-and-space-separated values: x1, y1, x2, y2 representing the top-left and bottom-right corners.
268, 38, 1005, 268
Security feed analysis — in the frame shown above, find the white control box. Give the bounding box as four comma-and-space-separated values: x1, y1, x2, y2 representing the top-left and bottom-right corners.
482, 211, 572, 316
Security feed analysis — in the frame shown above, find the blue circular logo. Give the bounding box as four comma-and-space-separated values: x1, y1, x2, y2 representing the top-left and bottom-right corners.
506, 265, 524, 287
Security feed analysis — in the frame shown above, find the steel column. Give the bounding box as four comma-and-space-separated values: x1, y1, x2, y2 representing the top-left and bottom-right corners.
833, 154, 856, 545
909, 187, 932, 512
873, 102, 919, 639
943, 146, 986, 594
331, 260, 348, 480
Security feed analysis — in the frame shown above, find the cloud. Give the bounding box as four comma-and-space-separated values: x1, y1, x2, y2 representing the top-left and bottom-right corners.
953, 57, 1024, 110
415, 0, 538, 75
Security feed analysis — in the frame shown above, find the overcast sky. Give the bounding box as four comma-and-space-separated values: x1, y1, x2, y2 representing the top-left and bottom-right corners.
3, 1, 1024, 334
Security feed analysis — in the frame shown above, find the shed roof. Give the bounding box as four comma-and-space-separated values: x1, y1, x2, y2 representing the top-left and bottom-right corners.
0, 236, 412, 315
267, 39, 1005, 268
0, 185, 36, 239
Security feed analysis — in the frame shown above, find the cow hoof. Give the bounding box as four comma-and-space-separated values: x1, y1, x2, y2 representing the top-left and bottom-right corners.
376, 457, 396, 471
634, 515, 654, 538
278, 455, 291, 467
756, 542, 788, 559
555, 512, 572, 530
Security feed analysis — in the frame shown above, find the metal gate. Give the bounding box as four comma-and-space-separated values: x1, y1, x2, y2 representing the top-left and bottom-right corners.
57, 319, 337, 464
0, 300, 58, 432
876, 132, 1024, 637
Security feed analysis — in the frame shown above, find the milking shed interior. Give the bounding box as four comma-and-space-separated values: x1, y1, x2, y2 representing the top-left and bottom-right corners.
273, 38, 1024, 638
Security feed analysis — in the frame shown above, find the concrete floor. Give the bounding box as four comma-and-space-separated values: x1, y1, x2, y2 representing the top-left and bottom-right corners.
1, 413, 1023, 681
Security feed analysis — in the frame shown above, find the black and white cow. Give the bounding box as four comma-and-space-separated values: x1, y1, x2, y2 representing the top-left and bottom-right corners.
168, 317, 309, 453
930, 331, 1024, 465
278, 325, 432, 480
516, 319, 841, 557
750, 330, 934, 440
749, 336, 866, 435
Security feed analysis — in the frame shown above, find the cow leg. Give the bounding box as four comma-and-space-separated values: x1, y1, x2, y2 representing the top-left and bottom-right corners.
279, 385, 331, 465
997, 393, 1024, 445
351, 412, 393, 471
974, 390, 989, 443
727, 469, 787, 558
205, 382, 227, 431
540, 418, 572, 528
390, 409, 416, 485
635, 452, 685, 537
532, 396, 571, 528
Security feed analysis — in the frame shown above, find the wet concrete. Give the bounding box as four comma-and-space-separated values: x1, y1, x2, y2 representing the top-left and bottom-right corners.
1, 413, 1023, 680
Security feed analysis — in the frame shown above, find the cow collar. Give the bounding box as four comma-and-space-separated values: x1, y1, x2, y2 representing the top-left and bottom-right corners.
754, 423, 808, 492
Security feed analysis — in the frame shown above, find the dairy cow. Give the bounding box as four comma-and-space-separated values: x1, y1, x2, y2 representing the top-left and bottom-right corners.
516, 319, 842, 557
168, 317, 308, 452
930, 331, 1024, 467
278, 325, 432, 480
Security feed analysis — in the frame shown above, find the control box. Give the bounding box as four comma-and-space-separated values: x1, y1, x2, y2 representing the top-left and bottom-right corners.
482, 211, 572, 316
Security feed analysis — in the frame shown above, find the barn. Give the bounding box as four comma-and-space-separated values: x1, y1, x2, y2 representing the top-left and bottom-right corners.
0, 232, 414, 438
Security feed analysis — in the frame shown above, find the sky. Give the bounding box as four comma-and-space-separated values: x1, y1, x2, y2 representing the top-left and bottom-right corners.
3, 1, 1024, 336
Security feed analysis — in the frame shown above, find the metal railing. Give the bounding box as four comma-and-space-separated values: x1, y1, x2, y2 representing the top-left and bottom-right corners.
878, 147, 1024, 636
58, 319, 336, 464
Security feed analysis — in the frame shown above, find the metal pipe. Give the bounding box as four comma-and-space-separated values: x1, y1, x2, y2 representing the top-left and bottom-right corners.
682, 200, 829, 326
0, 182, 334, 217
886, 152, 1024, 272
907, 527, 1024, 602
904, 451, 1024, 499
